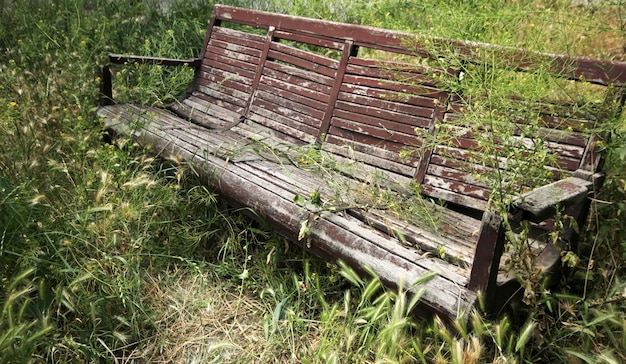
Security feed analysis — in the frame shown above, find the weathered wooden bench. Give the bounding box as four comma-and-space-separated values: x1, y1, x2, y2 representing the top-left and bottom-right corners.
97, 5, 626, 320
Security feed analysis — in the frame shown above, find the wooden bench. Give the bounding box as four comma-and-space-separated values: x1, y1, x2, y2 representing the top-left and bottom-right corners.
97, 5, 626, 320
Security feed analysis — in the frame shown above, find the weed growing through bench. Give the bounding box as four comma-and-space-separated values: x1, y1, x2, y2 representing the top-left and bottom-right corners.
407, 38, 623, 305
232, 138, 447, 251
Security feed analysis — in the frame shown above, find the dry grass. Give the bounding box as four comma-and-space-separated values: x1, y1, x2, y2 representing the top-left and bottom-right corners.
142, 268, 268, 363
140, 263, 338, 363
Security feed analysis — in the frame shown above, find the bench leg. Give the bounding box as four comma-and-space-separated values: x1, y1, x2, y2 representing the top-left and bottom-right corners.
468, 211, 506, 313
99, 65, 113, 106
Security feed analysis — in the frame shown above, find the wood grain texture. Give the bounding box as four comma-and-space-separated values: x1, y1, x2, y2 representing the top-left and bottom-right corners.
98, 103, 477, 319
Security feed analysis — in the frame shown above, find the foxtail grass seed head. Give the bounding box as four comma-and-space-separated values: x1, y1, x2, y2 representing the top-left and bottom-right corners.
29, 194, 45, 206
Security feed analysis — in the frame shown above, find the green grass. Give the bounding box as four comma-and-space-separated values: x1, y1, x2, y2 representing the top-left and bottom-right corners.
1, 0, 625, 362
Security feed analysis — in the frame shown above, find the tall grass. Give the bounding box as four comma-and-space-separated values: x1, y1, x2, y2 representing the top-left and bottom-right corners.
1, 0, 625, 362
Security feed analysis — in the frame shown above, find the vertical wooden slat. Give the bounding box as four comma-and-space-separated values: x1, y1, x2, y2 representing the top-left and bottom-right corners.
189, 14, 222, 96
199, 15, 220, 62
317, 40, 358, 142
415, 90, 449, 183
579, 85, 625, 173
416, 67, 462, 185
578, 134, 603, 172
242, 26, 277, 118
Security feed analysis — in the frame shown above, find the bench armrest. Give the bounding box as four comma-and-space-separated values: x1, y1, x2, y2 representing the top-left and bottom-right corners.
510, 176, 596, 223
107, 53, 202, 67
99, 53, 202, 106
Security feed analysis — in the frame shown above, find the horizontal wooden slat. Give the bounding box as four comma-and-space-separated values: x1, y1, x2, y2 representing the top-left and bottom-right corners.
350, 208, 477, 270
537, 127, 589, 147
264, 60, 335, 87
423, 175, 491, 201
274, 29, 345, 50
430, 146, 565, 181
258, 72, 331, 103
324, 136, 418, 175
204, 51, 260, 73
346, 64, 442, 89
199, 66, 255, 86
208, 38, 263, 58
208, 31, 264, 53
339, 83, 439, 107
427, 164, 486, 188
342, 74, 441, 98
256, 81, 328, 112
173, 95, 243, 127
261, 66, 334, 96
196, 74, 253, 111
252, 89, 326, 121
330, 118, 421, 146
246, 104, 321, 142
439, 123, 586, 160
446, 102, 597, 133
335, 108, 430, 134
444, 111, 591, 148
540, 114, 596, 132
327, 125, 412, 154
205, 43, 262, 66
335, 97, 435, 120
195, 83, 249, 108
233, 120, 314, 146
270, 41, 340, 69
347, 57, 436, 76
326, 151, 416, 188
267, 50, 337, 78
420, 185, 488, 211
211, 26, 266, 44
433, 131, 581, 172
247, 98, 322, 130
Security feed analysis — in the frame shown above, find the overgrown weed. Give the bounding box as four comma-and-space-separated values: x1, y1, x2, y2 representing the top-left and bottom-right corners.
1, 0, 625, 362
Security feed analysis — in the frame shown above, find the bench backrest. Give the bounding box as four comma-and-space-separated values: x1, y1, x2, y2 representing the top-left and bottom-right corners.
422, 96, 607, 210
187, 5, 626, 211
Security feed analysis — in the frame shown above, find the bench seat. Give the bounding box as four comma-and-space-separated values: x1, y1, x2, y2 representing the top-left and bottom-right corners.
99, 103, 484, 317
98, 101, 556, 318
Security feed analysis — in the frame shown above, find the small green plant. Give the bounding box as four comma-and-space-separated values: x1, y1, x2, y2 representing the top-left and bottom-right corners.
0, 269, 54, 363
